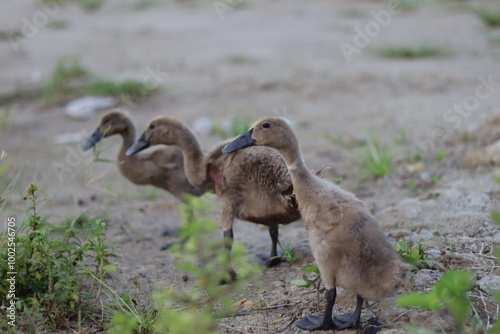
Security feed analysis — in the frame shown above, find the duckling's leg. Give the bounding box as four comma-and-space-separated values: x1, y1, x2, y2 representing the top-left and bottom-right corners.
162, 227, 180, 237
332, 295, 363, 329
256, 226, 285, 267
295, 288, 336, 330
222, 228, 237, 282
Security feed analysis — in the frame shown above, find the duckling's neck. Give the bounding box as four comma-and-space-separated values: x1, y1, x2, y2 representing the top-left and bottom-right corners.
174, 127, 206, 186
118, 124, 136, 162
276, 138, 312, 182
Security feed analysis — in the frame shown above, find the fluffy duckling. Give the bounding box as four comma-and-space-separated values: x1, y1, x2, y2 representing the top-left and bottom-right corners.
125, 116, 301, 268
222, 117, 409, 331
83, 110, 203, 202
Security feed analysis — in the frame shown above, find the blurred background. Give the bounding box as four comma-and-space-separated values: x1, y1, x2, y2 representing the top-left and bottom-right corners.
0, 0, 499, 332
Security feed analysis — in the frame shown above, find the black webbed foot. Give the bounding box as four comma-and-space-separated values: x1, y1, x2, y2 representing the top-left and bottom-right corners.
160, 241, 175, 250
333, 312, 360, 330
295, 314, 333, 331
162, 226, 180, 237
256, 253, 285, 267
219, 269, 237, 285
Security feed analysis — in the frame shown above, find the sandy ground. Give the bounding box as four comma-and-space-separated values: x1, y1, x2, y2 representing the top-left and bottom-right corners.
1, 0, 499, 333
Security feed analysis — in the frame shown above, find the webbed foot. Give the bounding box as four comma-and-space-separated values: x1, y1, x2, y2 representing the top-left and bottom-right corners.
162, 226, 180, 237
295, 314, 333, 331
256, 253, 285, 267
333, 312, 360, 329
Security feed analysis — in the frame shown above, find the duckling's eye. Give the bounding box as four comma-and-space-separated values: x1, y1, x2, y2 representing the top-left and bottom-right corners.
103, 117, 110, 123
262, 122, 270, 129
149, 123, 155, 129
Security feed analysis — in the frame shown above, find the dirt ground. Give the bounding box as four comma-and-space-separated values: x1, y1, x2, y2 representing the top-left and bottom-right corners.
1, 0, 499, 333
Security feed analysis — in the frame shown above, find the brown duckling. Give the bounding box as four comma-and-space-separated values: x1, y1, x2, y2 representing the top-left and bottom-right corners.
126, 116, 301, 268
222, 117, 409, 331
83, 110, 203, 202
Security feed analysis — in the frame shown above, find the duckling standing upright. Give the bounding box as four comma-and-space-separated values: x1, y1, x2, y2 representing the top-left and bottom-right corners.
83, 110, 203, 201
126, 116, 301, 269
222, 117, 409, 331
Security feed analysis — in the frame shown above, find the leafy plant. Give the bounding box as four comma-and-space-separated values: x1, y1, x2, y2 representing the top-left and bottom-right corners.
396, 271, 472, 332
0, 182, 117, 331
435, 149, 446, 162
358, 134, 394, 178
395, 239, 432, 270
105, 193, 257, 334
277, 240, 297, 262
83, 270, 155, 334
469, 6, 500, 27
292, 265, 321, 288
42, 56, 88, 102
0, 108, 10, 130
42, 56, 158, 104
41, 0, 105, 11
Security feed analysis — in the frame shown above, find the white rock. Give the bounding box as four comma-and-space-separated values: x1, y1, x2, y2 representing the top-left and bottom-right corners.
192, 116, 213, 135
478, 275, 500, 295
65, 96, 117, 120
52, 131, 89, 144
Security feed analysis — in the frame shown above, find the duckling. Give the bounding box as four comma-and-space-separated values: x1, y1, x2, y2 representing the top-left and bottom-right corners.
222, 117, 409, 331
83, 110, 203, 202
126, 116, 301, 269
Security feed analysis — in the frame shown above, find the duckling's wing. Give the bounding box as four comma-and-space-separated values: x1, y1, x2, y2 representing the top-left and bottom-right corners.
138, 146, 184, 170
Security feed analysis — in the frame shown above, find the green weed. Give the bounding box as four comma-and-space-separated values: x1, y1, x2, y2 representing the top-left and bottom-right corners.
435, 149, 446, 162
395, 239, 432, 270
277, 240, 297, 262
42, 56, 88, 102
105, 193, 258, 334
372, 44, 443, 59
0, 182, 117, 331
292, 265, 321, 288
469, 6, 500, 27
396, 271, 472, 332
41, 0, 105, 11
225, 54, 255, 65
358, 135, 394, 178
0, 109, 11, 130
42, 56, 158, 104
409, 179, 417, 193
47, 20, 69, 30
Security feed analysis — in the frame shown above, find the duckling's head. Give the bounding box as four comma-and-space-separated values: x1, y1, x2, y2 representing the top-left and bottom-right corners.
83, 109, 131, 151
126, 116, 183, 156
222, 117, 295, 154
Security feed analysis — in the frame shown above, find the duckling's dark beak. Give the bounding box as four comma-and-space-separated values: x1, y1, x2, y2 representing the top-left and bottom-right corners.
222, 128, 256, 154
126, 132, 150, 156
83, 128, 103, 151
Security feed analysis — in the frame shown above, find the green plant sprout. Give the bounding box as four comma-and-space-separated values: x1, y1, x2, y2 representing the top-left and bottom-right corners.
42, 56, 158, 104
396, 271, 472, 332
395, 239, 432, 270
435, 149, 446, 162
358, 134, 394, 178
107, 193, 258, 334
277, 240, 297, 262
0, 182, 117, 332
292, 265, 321, 288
